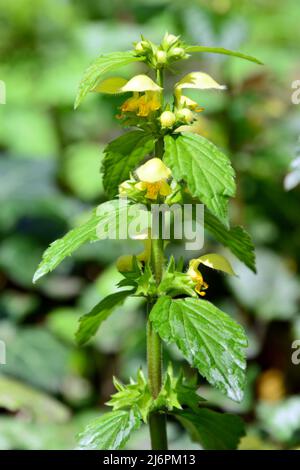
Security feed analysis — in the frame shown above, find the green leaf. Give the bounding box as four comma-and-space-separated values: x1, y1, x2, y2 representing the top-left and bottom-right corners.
74, 51, 143, 109
77, 409, 141, 450
75, 290, 133, 345
150, 297, 247, 402
33, 200, 150, 282
164, 133, 235, 225
175, 408, 245, 450
102, 131, 156, 199
204, 209, 256, 272
0, 375, 70, 423
186, 45, 263, 65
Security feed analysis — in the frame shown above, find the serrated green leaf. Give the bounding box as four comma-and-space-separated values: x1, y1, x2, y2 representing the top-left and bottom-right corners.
102, 131, 156, 199
77, 409, 141, 450
33, 200, 150, 283
175, 408, 245, 450
75, 290, 134, 345
186, 45, 263, 65
204, 209, 256, 272
164, 133, 235, 225
150, 297, 247, 402
74, 51, 143, 109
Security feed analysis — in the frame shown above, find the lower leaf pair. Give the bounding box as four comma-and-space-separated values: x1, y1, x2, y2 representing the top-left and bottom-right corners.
77, 366, 245, 450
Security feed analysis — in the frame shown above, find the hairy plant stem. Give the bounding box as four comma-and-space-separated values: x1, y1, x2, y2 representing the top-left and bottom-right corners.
147, 66, 168, 449
147, 236, 168, 450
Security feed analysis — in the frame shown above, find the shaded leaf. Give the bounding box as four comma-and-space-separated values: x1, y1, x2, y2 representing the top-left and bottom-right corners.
102, 131, 156, 199
175, 408, 245, 449
0, 375, 70, 423
75, 290, 134, 345
204, 209, 256, 272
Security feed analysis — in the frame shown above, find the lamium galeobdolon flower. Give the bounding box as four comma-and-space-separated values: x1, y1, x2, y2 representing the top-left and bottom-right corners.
93, 74, 162, 118
119, 158, 172, 201
173, 72, 226, 132
187, 253, 236, 296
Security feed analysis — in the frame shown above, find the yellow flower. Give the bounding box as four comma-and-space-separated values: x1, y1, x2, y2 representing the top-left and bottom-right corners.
187, 259, 209, 296
93, 74, 162, 118
179, 95, 204, 113
120, 91, 161, 117
135, 158, 172, 200
187, 253, 235, 296
174, 71, 225, 118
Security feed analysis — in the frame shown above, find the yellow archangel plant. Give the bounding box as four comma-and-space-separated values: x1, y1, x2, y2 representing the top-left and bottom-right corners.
33, 32, 261, 450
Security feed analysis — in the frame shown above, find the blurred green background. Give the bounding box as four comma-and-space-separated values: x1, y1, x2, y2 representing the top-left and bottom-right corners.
0, 0, 300, 450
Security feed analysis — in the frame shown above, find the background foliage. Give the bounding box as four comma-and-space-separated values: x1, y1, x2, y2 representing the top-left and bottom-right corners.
0, 0, 299, 449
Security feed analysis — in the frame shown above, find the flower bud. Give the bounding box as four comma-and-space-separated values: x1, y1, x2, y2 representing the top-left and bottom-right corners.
169, 47, 185, 59
163, 33, 179, 48
116, 255, 134, 273
135, 40, 151, 54
155, 50, 167, 65
176, 108, 194, 123
159, 110, 176, 128
119, 181, 132, 196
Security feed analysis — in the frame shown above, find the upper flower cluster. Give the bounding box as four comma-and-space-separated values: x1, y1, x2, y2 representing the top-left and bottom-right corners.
134, 33, 190, 69
92, 33, 226, 134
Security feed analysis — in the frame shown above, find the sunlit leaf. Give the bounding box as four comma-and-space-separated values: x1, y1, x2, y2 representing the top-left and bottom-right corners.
77, 409, 141, 450
33, 200, 149, 282
164, 133, 235, 225
93, 76, 128, 94
74, 51, 143, 108
150, 297, 247, 402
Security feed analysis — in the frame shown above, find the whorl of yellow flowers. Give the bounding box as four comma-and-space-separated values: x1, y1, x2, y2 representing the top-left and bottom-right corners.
119, 158, 172, 202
